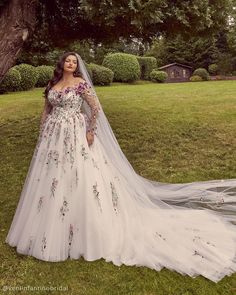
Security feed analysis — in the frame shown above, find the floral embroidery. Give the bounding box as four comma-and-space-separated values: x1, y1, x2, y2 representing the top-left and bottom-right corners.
37, 196, 44, 213
41, 233, 47, 254
46, 150, 59, 167
69, 143, 75, 168
50, 178, 58, 198
110, 182, 118, 213
28, 237, 33, 252
81, 145, 89, 160
75, 169, 79, 187
193, 235, 216, 247
68, 224, 74, 256
92, 158, 99, 169
60, 198, 69, 220
93, 183, 102, 212
55, 122, 62, 144
193, 250, 204, 258
155, 232, 166, 241
63, 127, 71, 155
104, 156, 108, 165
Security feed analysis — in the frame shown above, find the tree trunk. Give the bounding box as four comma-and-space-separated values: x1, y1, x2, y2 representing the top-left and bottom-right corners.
0, 0, 38, 82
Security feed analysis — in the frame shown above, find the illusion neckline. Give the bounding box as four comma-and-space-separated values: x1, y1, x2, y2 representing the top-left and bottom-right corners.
50, 81, 86, 93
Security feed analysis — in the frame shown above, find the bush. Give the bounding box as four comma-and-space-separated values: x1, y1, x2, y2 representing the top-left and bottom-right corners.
208, 64, 218, 75
14, 63, 39, 90
149, 70, 168, 83
0, 67, 21, 93
190, 75, 203, 82
36, 65, 54, 87
88, 63, 114, 85
192, 68, 209, 81
102, 53, 140, 82
136, 56, 157, 80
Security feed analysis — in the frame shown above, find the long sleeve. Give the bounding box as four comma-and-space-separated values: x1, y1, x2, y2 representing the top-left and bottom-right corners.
80, 81, 101, 133
40, 96, 53, 133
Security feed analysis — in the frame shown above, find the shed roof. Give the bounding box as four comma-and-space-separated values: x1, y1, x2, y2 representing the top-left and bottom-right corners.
158, 62, 193, 70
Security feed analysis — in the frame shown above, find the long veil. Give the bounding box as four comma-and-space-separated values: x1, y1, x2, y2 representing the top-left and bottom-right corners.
76, 53, 236, 226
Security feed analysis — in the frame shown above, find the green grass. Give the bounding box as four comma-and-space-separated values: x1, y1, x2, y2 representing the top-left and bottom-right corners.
1, 81, 236, 294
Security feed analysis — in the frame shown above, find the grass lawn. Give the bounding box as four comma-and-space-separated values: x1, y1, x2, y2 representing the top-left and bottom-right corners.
0, 80, 236, 294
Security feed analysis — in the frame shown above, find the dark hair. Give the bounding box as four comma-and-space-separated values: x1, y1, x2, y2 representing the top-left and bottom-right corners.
44, 51, 84, 98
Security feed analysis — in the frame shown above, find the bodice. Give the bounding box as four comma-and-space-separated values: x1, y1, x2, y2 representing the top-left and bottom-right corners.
46, 81, 99, 132
47, 84, 84, 120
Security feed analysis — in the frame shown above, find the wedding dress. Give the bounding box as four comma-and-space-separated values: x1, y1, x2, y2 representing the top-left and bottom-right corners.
5, 54, 236, 283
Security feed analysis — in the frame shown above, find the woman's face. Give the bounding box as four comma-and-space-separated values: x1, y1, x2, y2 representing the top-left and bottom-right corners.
63, 54, 78, 74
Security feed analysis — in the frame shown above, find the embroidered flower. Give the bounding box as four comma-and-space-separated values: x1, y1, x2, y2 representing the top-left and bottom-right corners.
46, 150, 59, 167
193, 250, 204, 258
93, 183, 102, 212
68, 224, 74, 256
92, 158, 99, 169
28, 237, 33, 252
41, 233, 47, 254
110, 182, 118, 213
37, 196, 44, 213
155, 232, 166, 241
81, 145, 89, 160
50, 178, 58, 198
75, 169, 79, 187
60, 198, 69, 220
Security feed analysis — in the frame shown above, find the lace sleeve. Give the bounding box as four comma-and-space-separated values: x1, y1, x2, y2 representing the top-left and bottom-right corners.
40, 96, 52, 132
80, 81, 101, 133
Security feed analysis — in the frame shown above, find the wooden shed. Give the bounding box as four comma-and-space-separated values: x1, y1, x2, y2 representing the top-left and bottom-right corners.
158, 62, 193, 82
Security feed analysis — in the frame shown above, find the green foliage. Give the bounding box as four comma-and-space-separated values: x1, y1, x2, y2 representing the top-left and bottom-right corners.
190, 75, 203, 82
146, 35, 219, 69
0, 67, 21, 93
150, 70, 168, 83
14, 64, 39, 90
192, 68, 209, 81
36, 66, 54, 87
38, 0, 231, 44
208, 64, 218, 75
136, 56, 157, 80
217, 53, 234, 75
88, 63, 114, 85
102, 53, 140, 82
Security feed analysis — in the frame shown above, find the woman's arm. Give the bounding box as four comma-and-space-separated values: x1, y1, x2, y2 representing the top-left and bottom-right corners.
80, 80, 101, 146
80, 81, 100, 134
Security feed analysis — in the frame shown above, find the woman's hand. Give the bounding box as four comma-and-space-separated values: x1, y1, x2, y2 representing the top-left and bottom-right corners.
86, 130, 94, 146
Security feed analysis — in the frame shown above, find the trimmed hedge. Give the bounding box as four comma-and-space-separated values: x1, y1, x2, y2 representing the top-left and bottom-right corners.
150, 70, 168, 83
192, 68, 209, 81
88, 63, 114, 85
136, 56, 157, 80
102, 53, 140, 82
0, 67, 21, 93
15, 63, 39, 90
190, 75, 203, 82
36, 65, 54, 87
208, 64, 218, 75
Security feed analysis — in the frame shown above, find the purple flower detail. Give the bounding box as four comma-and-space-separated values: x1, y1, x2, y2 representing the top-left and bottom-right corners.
50, 178, 58, 197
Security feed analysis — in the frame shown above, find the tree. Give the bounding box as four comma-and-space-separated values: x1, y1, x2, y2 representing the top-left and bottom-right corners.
145, 35, 219, 69
0, 0, 38, 81
0, 0, 232, 82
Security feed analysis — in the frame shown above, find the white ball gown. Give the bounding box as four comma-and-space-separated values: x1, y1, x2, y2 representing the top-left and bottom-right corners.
5, 80, 236, 283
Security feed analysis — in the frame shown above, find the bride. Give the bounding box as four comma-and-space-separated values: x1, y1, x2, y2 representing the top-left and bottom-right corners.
5, 51, 236, 283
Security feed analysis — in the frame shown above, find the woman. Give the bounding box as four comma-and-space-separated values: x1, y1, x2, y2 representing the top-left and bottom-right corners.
6, 52, 236, 283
